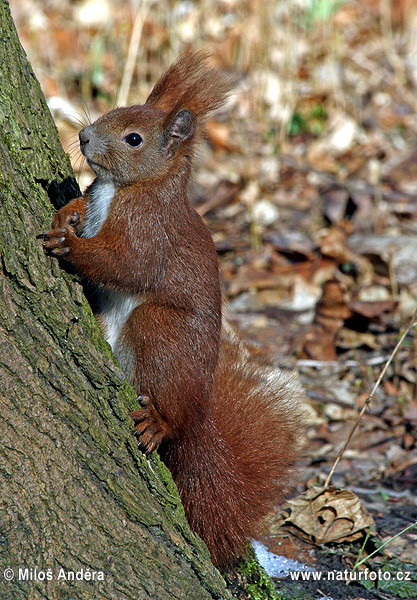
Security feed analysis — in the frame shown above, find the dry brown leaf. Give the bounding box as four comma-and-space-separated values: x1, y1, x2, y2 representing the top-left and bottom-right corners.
196, 178, 244, 217
336, 328, 378, 350
348, 234, 417, 285
226, 263, 292, 298
301, 280, 352, 360
322, 188, 357, 225
349, 299, 397, 320
275, 485, 375, 546
320, 226, 356, 263
266, 231, 316, 261
301, 324, 338, 360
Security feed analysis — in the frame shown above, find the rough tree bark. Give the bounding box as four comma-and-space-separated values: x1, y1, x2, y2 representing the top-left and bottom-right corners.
0, 2, 233, 598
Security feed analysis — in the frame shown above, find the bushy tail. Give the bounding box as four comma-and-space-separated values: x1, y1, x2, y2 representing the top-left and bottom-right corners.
162, 325, 305, 567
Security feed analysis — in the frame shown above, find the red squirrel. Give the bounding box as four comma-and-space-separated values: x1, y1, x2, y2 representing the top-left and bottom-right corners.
39, 51, 305, 567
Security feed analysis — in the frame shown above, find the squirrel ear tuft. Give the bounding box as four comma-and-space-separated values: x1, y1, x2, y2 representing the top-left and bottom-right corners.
163, 109, 194, 158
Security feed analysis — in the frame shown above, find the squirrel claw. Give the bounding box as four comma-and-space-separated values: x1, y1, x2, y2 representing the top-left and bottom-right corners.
130, 400, 167, 453
138, 439, 159, 454
136, 428, 163, 454
130, 408, 147, 425
39, 227, 72, 256
133, 420, 147, 437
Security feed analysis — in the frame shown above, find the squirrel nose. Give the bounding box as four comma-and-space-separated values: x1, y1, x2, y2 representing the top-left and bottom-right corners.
79, 128, 90, 148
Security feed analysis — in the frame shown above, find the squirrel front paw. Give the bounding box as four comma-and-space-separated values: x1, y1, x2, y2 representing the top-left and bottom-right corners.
37, 226, 75, 257
38, 201, 82, 256
130, 396, 168, 454
51, 196, 86, 234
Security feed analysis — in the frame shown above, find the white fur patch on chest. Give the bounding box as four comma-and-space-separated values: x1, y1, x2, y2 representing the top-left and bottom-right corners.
83, 179, 116, 239
82, 178, 140, 353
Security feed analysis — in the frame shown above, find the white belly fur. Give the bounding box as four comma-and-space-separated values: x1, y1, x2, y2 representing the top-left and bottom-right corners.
98, 289, 139, 351
82, 178, 140, 352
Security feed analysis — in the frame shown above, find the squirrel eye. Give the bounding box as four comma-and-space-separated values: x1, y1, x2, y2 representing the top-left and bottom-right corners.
124, 132, 143, 147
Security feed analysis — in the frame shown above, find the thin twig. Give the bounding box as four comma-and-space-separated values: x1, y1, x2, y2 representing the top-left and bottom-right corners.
116, 0, 153, 107
324, 307, 417, 488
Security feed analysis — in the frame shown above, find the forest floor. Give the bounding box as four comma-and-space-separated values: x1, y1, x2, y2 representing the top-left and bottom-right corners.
12, 1, 417, 598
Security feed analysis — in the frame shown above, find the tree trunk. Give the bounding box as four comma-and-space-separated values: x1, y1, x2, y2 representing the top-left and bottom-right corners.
0, 2, 231, 598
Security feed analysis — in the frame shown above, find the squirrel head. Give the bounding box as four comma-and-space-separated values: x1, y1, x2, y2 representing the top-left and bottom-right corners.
79, 50, 232, 186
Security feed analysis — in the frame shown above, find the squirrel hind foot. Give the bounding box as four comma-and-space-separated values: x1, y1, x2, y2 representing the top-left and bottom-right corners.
130, 397, 170, 454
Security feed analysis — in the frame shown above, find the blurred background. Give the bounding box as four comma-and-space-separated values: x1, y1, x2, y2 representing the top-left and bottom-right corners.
10, 0, 417, 580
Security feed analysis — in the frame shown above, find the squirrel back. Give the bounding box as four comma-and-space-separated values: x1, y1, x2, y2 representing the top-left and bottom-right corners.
41, 51, 305, 568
